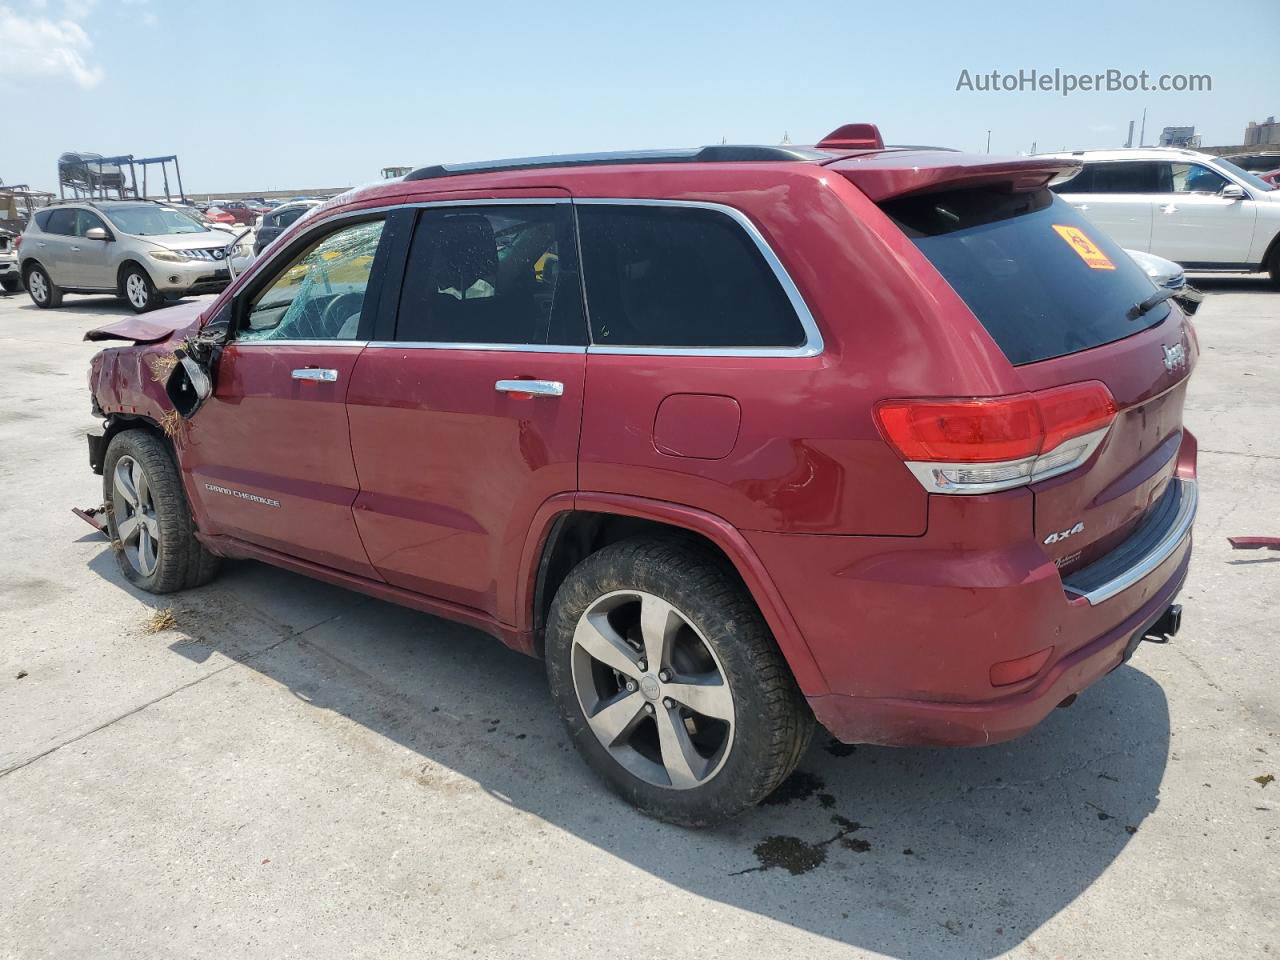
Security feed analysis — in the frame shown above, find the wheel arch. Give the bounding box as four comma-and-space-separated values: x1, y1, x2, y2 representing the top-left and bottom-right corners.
518, 493, 829, 696
116, 258, 154, 292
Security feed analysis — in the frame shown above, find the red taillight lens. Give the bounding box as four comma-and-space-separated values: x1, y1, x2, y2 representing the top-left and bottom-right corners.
1036, 383, 1117, 453
14, 235, 21, 250
876, 381, 1117, 470
875, 395, 1042, 462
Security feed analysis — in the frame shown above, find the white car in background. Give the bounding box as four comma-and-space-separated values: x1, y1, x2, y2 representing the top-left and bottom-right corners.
0, 228, 19, 292
1044, 147, 1280, 284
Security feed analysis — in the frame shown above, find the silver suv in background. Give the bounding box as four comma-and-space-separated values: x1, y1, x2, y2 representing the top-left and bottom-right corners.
19, 199, 251, 312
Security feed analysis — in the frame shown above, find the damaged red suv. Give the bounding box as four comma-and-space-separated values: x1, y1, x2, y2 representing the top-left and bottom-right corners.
80, 123, 1197, 825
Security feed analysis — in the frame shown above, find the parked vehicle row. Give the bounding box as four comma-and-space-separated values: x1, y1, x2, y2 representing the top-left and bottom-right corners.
80, 125, 1198, 825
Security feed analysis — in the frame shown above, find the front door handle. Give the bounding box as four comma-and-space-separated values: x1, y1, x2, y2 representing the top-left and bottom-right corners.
292, 368, 339, 383
495, 379, 563, 397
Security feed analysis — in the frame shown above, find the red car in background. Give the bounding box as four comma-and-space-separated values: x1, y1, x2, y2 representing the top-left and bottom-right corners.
79, 123, 1197, 825
202, 206, 237, 226
1260, 168, 1280, 187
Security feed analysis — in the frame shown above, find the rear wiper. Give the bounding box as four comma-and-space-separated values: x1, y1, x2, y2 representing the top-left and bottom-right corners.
1127, 287, 1177, 320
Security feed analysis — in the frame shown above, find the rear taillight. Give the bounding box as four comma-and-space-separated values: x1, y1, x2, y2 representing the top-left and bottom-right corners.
875, 381, 1117, 494
14, 235, 21, 250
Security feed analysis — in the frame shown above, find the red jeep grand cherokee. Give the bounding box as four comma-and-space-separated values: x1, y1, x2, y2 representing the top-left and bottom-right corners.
81, 124, 1197, 825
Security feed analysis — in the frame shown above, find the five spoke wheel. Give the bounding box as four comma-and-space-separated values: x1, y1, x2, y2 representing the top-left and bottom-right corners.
111, 455, 161, 577
571, 590, 735, 790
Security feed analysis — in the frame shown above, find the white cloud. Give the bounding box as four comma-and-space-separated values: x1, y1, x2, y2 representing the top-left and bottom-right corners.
0, 5, 104, 89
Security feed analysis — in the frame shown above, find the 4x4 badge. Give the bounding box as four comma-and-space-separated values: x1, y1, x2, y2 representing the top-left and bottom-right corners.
1162, 342, 1187, 371
1044, 521, 1085, 545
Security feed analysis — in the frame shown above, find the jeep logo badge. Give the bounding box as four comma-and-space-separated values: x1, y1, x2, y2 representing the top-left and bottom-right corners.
1162, 342, 1186, 371
1044, 521, 1085, 545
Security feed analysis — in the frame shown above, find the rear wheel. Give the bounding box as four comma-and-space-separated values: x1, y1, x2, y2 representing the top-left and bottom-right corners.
1268, 245, 1280, 287
120, 264, 162, 313
0, 275, 19, 293
24, 264, 62, 308
103, 429, 221, 593
545, 536, 813, 826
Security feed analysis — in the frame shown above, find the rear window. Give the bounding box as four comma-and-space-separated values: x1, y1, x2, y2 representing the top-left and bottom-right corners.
883, 187, 1169, 365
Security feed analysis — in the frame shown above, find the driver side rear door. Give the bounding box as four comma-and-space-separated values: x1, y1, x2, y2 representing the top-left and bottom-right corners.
180, 213, 394, 578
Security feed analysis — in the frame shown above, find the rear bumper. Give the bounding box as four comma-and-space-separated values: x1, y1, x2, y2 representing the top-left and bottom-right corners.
748, 436, 1198, 746
806, 550, 1189, 746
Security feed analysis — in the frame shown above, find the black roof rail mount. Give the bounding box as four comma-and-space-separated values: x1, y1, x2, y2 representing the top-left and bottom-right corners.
404, 144, 832, 182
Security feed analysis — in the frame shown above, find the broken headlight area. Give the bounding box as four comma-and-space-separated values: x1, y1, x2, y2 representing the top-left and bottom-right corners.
165, 327, 226, 419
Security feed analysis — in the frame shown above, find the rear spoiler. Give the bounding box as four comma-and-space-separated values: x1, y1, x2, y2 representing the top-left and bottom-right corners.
828, 152, 1082, 202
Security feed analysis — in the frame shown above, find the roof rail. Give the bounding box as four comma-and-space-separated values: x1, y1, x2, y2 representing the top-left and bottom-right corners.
403, 144, 832, 182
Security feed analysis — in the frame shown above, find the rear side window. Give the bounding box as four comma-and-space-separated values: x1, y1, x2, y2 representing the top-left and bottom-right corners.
43, 209, 79, 236
884, 187, 1169, 366
577, 204, 804, 348
395, 204, 583, 346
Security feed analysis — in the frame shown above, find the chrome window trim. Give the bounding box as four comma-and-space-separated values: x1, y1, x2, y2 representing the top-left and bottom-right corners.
228, 339, 370, 348
573, 198, 823, 358
240, 196, 823, 358
365, 341, 586, 354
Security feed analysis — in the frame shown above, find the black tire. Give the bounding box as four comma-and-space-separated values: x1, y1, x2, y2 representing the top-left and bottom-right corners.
1268, 245, 1280, 288
24, 263, 62, 308
545, 536, 814, 827
119, 263, 162, 313
0, 275, 19, 293
102, 429, 221, 593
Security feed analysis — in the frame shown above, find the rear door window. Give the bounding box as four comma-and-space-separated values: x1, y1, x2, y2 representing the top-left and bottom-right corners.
883, 187, 1170, 365
395, 204, 584, 346
44, 209, 79, 236
577, 204, 805, 348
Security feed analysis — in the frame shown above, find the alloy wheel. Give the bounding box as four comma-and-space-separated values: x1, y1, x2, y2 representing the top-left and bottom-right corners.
111, 455, 161, 577
126, 273, 149, 309
570, 589, 735, 790
28, 270, 47, 303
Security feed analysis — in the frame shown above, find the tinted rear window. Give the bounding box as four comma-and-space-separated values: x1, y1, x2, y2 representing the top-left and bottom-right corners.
883, 187, 1169, 365
578, 205, 804, 348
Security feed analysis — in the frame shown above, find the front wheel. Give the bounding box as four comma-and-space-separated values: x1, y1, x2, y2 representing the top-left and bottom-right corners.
545, 536, 814, 827
1268, 245, 1280, 288
120, 265, 162, 313
103, 429, 221, 593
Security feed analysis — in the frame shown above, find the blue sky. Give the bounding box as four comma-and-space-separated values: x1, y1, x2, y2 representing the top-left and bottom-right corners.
4, 0, 1278, 195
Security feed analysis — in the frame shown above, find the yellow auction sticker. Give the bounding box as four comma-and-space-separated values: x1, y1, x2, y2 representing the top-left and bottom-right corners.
1052, 224, 1116, 270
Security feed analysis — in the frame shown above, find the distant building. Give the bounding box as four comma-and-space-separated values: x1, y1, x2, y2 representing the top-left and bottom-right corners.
1244, 117, 1280, 146
1159, 125, 1200, 148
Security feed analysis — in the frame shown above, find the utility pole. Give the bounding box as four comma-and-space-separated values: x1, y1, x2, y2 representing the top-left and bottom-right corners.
1139, 108, 1147, 148
986, 130, 992, 153
1125, 120, 1135, 148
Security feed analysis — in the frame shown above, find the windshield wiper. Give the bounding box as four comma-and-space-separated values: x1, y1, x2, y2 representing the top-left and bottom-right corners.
1127, 287, 1177, 320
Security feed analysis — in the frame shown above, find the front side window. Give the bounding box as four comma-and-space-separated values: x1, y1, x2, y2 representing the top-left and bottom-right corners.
395, 204, 582, 345
1170, 162, 1230, 194
73, 210, 107, 237
577, 204, 804, 348
241, 218, 385, 342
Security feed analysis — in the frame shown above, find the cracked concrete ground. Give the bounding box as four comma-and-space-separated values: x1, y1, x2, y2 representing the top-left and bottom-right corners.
0, 280, 1276, 959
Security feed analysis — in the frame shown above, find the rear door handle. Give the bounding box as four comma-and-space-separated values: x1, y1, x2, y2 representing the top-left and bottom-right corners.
292, 368, 339, 383
495, 379, 563, 397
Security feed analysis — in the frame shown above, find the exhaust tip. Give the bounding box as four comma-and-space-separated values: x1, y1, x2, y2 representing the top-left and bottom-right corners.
1143, 603, 1182, 644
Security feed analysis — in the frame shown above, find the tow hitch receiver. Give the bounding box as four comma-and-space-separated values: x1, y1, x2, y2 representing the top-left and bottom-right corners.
1142, 603, 1182, 644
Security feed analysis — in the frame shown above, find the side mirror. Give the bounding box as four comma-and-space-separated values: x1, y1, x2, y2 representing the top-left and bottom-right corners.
165, 348, 213, 418
85, 226, 110, 241
1221, 184, 1247, 200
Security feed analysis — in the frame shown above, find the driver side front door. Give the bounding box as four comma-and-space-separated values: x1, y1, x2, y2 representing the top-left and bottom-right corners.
179, 215, 390, 578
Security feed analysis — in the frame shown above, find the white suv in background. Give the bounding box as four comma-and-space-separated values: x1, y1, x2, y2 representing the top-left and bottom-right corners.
1044, 147, 1280, 283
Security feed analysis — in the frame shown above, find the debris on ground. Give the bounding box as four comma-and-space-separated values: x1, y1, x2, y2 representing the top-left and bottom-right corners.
144, 608, 178, 634
15, 670, 28, 679
1255, 774, 1275, 788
